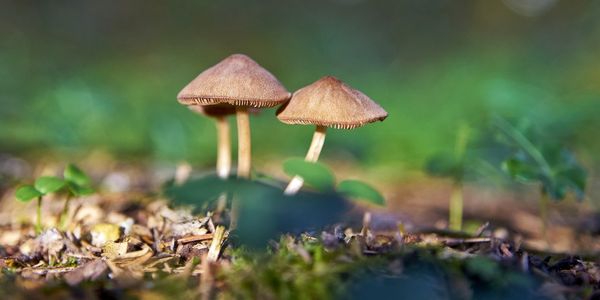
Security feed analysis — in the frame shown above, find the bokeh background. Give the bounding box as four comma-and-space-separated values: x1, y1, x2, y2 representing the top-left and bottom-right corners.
1, 0, 599, 203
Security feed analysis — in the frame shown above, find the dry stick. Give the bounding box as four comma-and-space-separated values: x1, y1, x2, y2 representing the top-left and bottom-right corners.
177, 233, 214, 244
284, 125, 327, 195
207, 226, 226, 262
442, 237, 492, 246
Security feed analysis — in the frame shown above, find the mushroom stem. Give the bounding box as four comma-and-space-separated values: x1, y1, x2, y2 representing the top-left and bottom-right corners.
236, 107, 252, 179
284, 125, 327, 195
215, 116, 231, 179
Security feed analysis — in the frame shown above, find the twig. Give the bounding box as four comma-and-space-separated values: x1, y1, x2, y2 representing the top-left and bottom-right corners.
23, 266, 78, 275
474, 222, 490, 237
177, 233, 214, 245
207, 226, 226, 262
144, 256, 175, 269
200, 254, 214, 300
442, 237, 492, 246
105, 259, 123, 276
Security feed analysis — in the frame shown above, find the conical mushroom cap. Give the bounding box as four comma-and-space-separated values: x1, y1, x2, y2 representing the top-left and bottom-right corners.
177, 54, 291, 108
277, 76, 388, 129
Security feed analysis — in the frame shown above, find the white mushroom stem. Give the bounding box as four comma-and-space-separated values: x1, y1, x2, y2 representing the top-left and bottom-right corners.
284, 125, 327, 195
215, 116, 231, 225
215, 116, 231, 179
236, 107, 252, 179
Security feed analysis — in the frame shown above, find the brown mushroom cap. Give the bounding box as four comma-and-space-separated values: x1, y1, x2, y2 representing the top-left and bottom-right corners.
177, 54, 291, 108
276, 76, 388, 129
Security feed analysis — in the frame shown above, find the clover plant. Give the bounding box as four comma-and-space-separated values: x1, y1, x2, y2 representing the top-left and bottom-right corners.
494, 117, 586, 238
15, 164, 94, 233
425, 123, 471, 231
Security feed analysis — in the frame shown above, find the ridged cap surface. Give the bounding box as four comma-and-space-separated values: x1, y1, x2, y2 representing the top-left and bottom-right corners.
277, 76, 388, 129
189, 104, 261, 117
177, 54, 290, 108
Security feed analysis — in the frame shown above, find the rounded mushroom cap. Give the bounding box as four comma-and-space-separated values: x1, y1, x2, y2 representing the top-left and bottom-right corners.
177, 54, 291, 108
276, 76, 388, 129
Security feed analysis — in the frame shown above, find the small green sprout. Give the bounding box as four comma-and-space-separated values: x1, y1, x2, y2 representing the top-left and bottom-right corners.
494, 117, 587, 239
425, 123, 471, 231
14, 164, 94, 233
15, 185, 44, 233
282, 158, 385, 206
60, 164, 94, 228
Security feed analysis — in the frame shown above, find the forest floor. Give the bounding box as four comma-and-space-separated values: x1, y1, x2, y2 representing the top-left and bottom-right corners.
0, 157, 599, 299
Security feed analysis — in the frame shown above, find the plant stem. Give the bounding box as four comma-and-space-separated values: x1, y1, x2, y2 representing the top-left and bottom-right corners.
58, 195, 71, 230
36, 196, 42, 234
449, 184, 463, 231
284, 125, 327, 195
215, 116, 231, 179
455, 123, 469, 159
540, 189, 549, 243
448, 123, 468, 231
236, 107, 251, 179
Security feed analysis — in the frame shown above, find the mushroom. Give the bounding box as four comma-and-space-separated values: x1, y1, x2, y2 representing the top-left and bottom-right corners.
276, 76, 388, 195
188, 104, 235, 179
178, 54, 290, 179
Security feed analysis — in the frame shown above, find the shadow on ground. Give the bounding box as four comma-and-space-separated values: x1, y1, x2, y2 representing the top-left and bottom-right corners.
163, 173, 352, 249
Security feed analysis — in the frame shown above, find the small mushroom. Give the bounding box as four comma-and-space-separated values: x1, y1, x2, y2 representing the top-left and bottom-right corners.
178, 54, 290, 179
277, 76, 388, 195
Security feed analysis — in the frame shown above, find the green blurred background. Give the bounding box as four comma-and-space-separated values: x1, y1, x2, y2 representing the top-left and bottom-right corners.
1, 0, 599, 179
